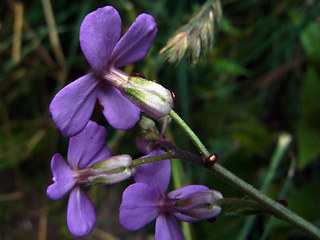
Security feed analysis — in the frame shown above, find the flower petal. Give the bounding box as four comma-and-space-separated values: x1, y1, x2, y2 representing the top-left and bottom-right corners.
97, 82, 140, 130
49, 73, 99, 137
67, 187, 96, 237
155, 215, 184, 240
80, 6, 121, 73
168, 185, 209, 200
119, 183, 160, 230
111, 13, 157, 68
134, 150, 170, 196
136, 137, 158, 154
88, 146, 112, 167
173, 212, 199, 222
68, 121, 111, 169
47, 153, 76, 200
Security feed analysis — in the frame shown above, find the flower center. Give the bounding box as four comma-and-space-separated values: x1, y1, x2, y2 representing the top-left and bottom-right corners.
103, 67, 129, 89
74, 168, 94, 184
158, 197, 177, 214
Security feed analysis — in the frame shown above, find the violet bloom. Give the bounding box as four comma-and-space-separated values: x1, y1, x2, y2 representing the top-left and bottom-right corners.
119, 150, 223, 240
47, 121, 133, 237
50, 6, 157, 137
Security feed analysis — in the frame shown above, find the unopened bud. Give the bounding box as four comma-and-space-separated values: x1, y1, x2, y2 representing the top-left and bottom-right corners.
123, 76, 174, 119
139, 116, 157, 131
90, 155, 134, 184
175, 190, 223, 220
103, 69, 174, 118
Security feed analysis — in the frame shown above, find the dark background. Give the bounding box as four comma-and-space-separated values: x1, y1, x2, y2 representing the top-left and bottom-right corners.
1, 0, 319, 239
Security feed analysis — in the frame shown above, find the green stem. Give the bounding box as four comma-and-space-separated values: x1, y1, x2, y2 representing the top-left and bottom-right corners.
261, 157, 297, 240
169, 110, 210, 157
216, 198, 266, 211
171, 159, 184, 190
171, 159, 193, 240
238, 133, 292, 240
169, 110, 320, 239
209, 164, 320, 239
131, 153, 175, 167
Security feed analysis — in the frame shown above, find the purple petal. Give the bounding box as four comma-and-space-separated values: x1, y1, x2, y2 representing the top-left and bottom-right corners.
49, 73, 99, 137
67, 187, 96, 237
155, 215, 184, 240
136, 137, 158, 154
134, 150, 170, 196
168, 185, 209, 200
87, 146, 112, 167
80, 6, 121, 73
97, 82, 140, 130
47, 153, 76, 200
68, 121, 111, 169
119, 183, 160, 230
111, 13, 157, 68
173, 212, 199, 222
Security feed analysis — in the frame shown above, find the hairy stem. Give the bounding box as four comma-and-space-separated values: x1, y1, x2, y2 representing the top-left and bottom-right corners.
169, 110, 210, 157
216, 198, 266, 211
169, 109, 320, 239
131, 153, 175, 167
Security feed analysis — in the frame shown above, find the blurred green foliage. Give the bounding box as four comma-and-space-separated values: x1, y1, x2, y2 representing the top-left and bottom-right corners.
0, 0, 319, 239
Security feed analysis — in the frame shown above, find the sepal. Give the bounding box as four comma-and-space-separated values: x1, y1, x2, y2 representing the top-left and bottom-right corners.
89, 155, 134, 184
174, 190, 223, 220
123, 76, 174, 119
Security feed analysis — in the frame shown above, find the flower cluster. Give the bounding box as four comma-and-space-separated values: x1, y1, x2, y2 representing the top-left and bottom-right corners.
47, 5, 223, 239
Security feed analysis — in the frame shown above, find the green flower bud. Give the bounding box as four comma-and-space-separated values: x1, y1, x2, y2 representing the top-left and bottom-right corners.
123, 76, 174, 119
139, 116, 156, 131
90, 155, 134, 184
103, 69, 174, 119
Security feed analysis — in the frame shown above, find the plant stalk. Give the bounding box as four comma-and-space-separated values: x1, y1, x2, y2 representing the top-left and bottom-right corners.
169, 109, 320, 239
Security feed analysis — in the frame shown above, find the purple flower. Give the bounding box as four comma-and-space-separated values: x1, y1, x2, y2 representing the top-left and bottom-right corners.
119, 150, 223, 240
50, 6, 157, 137
47, 121, 133, 237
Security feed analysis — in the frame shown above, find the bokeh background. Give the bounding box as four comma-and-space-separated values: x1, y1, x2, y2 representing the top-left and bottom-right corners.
1, 0, 320, 239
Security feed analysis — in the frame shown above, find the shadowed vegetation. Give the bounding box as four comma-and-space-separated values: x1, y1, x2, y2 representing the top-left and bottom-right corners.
1, 0, 319, 239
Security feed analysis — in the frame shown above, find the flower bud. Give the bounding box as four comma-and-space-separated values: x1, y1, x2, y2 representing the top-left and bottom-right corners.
123, 76, 174, 119
175, 190, 223, 221
103, 69, 174, 119
139, 116, 156, 131
89, 155, 134, 184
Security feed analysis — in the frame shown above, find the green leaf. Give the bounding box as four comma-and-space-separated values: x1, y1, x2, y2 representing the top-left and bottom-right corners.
300, 23, 320, 66
230, 118, 273, 156
299, 67, 320, 126
219, 18, 244, 37
296, 121, 320, 169
214, 58, 250, 76
297, 66, 320, 169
